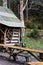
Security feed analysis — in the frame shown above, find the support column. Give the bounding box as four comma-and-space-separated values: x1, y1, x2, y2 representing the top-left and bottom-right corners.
20, 28, 24, 39
39, 53, 43, 61
4, 29, 6, 44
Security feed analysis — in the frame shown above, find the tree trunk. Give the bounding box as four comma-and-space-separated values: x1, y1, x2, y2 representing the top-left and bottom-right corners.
20, 0, 24, 37
26, 2, 28, 21
20, 0, 28, 21
2, 0, 7, 8
20, 0, 24, 21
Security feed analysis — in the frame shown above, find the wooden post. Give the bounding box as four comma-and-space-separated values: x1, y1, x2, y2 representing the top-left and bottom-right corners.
39, 53, 43, 61
19, 29, 20, 44
20, 28, 23, 41
4, 29, 6, 44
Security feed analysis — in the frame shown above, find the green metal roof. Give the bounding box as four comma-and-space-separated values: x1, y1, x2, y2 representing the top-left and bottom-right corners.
0, 6, 24, 27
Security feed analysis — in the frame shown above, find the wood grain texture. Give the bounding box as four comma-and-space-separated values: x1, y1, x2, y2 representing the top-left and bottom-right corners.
27, 62, 43, 65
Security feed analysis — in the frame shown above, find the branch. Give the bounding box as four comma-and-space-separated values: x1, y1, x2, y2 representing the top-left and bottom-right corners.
23, 0, 28, 11
29, 1, 34, 10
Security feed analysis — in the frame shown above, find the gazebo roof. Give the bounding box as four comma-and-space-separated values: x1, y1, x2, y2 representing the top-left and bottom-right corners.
0, 6, 24, 27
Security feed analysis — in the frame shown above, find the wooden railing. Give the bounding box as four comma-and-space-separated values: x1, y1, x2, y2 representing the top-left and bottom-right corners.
0, 44, 43, 64
0, 44, 43, 53
27, 62, 43, 65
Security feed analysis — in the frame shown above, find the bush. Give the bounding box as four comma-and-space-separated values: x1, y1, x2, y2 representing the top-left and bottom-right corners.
36, 24, 42, 29
25, 22, 43, 29
25, 22, 36, 29
27, 29, 39, 38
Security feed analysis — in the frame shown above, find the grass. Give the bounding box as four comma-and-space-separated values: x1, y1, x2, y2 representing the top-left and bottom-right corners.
22, 36, 43, 50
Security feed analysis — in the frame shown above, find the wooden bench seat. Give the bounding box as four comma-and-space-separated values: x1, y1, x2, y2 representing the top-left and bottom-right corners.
27, 62, 43, 65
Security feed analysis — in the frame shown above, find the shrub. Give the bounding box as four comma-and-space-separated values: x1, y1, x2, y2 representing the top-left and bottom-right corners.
37, 24, 42, 29
25, 22, 43, 29
27, 29, 39, 38
25, 22, 36, 29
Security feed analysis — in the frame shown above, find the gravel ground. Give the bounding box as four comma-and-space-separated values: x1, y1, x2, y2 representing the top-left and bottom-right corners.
0, 52, 38, 65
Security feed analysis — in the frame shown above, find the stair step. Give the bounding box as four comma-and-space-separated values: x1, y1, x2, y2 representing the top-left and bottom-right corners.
6, 40, 19, 43
12, 37, 19, 40
13, 32, 19, 34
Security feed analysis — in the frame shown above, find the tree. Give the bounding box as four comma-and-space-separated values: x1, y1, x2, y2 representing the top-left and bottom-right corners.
20, 0, 28, 36
20, 0, 28, 22
25, 0, 43, 23
7, 0, 20, 18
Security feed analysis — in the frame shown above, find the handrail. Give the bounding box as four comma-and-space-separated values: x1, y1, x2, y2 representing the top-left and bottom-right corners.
27, 62, 43, 65
0, 44, 43, 53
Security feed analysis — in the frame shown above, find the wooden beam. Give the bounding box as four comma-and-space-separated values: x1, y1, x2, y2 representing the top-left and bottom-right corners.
6, 29, 13, 40
28, 51, 41, 61
27, 62, 43, 65
0, 29, 4, 34
4, 30, 6, 44
8, 30, 13, 36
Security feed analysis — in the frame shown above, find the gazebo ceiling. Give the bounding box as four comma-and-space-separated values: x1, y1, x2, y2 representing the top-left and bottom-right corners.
0, 6, 25, 28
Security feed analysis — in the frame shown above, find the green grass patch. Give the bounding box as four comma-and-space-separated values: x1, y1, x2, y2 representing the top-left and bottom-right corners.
22, 36, 43, 50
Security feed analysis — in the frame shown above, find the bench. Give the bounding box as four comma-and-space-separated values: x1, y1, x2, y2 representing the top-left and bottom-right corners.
27, 62, 43, 65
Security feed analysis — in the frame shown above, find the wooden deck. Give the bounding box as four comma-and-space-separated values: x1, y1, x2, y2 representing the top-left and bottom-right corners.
0, 44, 43, 53
27, 62, 43, 65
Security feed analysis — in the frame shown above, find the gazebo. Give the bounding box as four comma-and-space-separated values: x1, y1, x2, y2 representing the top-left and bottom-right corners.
0, 6, 24, 45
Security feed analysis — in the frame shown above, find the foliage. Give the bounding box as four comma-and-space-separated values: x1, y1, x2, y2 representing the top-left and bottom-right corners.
27, 29, 39, 38
25, 11, 43, 29
25, 22, 42, 29
29, 0, 43, 7
25, 22, 36, 29
36, 24, 42, 29
22, 36, 43, 50
10, 0, 19, 18
32, 11, 43, 22
0, 0, 2, 6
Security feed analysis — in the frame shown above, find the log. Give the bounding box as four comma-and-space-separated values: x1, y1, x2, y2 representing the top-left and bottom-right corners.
27, 62, 43, 65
